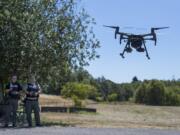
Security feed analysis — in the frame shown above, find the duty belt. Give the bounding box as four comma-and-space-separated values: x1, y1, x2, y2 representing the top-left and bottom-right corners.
26, 97, 38, 101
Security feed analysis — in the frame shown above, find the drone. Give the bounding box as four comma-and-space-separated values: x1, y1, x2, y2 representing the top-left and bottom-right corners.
104, 25, 169, 59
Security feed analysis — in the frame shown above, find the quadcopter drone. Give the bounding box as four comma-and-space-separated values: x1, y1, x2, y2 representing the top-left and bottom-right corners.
104, 25, 169, 59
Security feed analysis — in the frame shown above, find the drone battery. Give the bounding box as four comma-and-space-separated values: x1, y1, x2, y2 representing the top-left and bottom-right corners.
137, 48, 145, 52
131, 39, 142, 49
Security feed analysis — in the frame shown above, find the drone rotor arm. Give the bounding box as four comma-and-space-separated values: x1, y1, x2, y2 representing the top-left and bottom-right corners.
141, 33, 152, 37
144, 38, 153, 41
119, 35, 128, 44
117, 32, 130, 37
119, 35, 123, 44
154, 35, 157, 45
144, 37, 157, 46
150, 27, 169, 45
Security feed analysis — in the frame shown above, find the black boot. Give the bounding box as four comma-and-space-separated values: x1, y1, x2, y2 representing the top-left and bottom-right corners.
3, 124, 8, 128
28, 123, 32, 127
36, 123, 42, 127
13, 123, 17, 127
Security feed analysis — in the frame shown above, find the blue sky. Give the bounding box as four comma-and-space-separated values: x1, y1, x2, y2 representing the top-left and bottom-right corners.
82, 0, 180, 83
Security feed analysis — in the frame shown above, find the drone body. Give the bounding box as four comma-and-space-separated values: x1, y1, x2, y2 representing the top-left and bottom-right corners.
104, 25, 169, 59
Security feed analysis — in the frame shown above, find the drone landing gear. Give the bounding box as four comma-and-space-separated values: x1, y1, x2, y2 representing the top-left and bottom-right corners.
142, 40, 150, 60
120, 41, 131, 59
120, 53, 125, 58
125, 47, 132, 53
120, 40, 151, 60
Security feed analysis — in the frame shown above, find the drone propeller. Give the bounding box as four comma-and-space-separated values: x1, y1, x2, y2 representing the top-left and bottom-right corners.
155, 32, 167, 36
152, 27, 169, 30
103, 25, 120, 39
123, 26, 147, 31
103, 25, 119, 29
123, 26, 134, 29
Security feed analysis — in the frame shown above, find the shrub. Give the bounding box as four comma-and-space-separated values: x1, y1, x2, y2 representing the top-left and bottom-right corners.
95, 96, 104, 102
145, 80, 166, 105
62, 82, 97, 99
107, 93, 118, 102
72, 95, 82, 107
135, 83, 147, 103
165, 87, 180, 106
61, 82, 98, 106
135, 80, 166, 105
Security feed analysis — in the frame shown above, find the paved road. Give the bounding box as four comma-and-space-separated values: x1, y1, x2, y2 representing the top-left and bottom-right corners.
0, 127, 180, 135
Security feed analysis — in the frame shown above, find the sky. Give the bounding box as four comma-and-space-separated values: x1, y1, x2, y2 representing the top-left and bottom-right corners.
82, 0, 180, 83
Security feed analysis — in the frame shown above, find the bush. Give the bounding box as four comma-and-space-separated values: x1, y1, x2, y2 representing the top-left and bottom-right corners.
145, 80, 166, 105
108, 93, 118, 102
135, 83, 147, 103
135, 80, 166, 105
62, 82, 97, 100
165, 87, 180, 106
95, 96, 104, 102
72, 95, 82, 107
120, 84, 134, 101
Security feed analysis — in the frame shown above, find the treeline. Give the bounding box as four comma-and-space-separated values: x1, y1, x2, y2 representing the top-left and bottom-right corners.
45, 68, 180, 106
135, 80, 180, 106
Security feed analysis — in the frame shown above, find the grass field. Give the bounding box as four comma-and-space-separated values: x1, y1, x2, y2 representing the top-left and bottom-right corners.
40, 94, 180, 129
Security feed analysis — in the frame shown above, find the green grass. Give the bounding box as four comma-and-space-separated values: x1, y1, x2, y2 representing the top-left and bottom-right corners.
41, 118, 73, 127
75, 111, 99, 115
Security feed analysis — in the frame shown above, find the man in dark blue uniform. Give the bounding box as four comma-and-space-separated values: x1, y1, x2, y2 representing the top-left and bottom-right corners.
4, 75, 22, 127
25, 76, 41, 127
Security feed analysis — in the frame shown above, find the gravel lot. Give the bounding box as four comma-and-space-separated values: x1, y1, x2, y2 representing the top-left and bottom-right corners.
0, 127, 180, 135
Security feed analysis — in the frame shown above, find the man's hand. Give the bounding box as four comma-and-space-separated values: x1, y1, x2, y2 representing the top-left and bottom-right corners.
6, 89, 12, 93
27, 91, 39, 96
35, 92, 39, 96
11, 91, 19, 95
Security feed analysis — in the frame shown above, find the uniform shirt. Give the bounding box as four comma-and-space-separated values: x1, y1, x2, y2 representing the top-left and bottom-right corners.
6, 82, 22, 99
26, 83, 40, 100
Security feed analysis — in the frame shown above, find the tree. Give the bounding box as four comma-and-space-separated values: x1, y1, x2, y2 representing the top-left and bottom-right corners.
69, 67, 93, 84
108, 93, 118, 102
120, 83, 134, 101
0, 0, 100, 94
61, 82, 97, 107
165, 86, 180, 106
99, 79, 114, 101
135, 82, 147, 103
0, 83, 3, 103
145, 80, 166, 105
61, 82, 97, 100
132, 76, 139, 83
